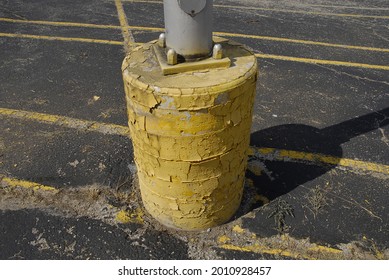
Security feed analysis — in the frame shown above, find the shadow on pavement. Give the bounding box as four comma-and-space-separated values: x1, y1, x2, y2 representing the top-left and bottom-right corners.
238, 107, 388, 215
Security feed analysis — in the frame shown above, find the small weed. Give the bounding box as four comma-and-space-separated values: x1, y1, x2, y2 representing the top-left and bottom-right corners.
304, 185, 328, 218
267, 199, 295, 234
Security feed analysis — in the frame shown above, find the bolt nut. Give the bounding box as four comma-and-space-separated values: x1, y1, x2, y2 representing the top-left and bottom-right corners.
158, 33, 166, 48
212, 44, 223, 59
167, 49, 177, 65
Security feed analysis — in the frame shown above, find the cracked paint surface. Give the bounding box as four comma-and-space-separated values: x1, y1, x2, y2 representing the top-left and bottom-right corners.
122, 38, 257, 230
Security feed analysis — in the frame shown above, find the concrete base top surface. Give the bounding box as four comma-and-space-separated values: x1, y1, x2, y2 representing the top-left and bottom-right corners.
122, 37, 257, 92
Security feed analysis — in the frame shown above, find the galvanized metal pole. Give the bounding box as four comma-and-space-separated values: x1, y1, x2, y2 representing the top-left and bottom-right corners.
163, 0, 213, 60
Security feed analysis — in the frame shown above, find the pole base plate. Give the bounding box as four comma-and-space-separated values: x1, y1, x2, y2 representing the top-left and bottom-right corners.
153, 38, 231, 75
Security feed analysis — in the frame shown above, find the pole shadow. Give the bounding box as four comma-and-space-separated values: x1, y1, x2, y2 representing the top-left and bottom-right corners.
235, 107, 389, 217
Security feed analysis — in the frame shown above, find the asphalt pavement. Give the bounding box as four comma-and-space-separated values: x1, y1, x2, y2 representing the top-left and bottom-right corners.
0, 0, 388, 259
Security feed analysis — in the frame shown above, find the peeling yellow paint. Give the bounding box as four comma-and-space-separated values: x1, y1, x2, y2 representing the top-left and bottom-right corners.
232, 225, 245, 234
1, 176, 58, 192
116, 209, 131, 223
308, 245, 343, 255
122, 38, 257, 230
218, 235, 231, 244
116, 208, 144, 224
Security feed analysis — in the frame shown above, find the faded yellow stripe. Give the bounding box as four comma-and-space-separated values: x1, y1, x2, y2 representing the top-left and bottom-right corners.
216, 32, 389, 53
123, 0, 161, 3
0, 32, 123, 45
214, 4, 389, 19
309, 4, 389, 11
0, 17, 164, 32
308, 245, 345, 255
219, 244, 312, 259
254, 147, 389, 175
2, 17, 389, 54
2, 107, 388, 176
0, 107, 129, 136
0, 17, 121, 30
255, 53, 389, 71
1, 176, 58, 192
114, 0, 135, 50
122, 0, 389, 19
116, 209, 144, 224
219, 242, 343, 260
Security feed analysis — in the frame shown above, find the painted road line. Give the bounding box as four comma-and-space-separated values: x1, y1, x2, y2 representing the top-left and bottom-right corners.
0, 176, 143, 225
255, 53, 389, 71
3, 32, 388, 71
114, 0, 135, 51
1, 176, 58, 192
216, 32, 389, 53
2, 17, 389, 53
122, 0, 389, 19
1, 108, 388, 176
309, 4, 389, 11
219, 243, 308, 259
218, 241, 343, 260
252, 147, 389, 175
0, 17, 122, 30
123, 0, 161, 3
0, 17, 164, 32
0, 32, 123, 45
214, 4, 389, 19
0, 108, 129, 136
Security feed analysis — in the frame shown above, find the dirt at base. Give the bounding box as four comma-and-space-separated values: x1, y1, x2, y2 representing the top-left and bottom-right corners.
1, 176, 387, 260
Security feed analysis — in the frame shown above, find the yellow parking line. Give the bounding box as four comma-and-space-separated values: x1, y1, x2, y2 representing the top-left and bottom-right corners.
216, 32, 389, 53
2, 17, 389, 53
215, 4, 389, 19
2, 107, 388, 176
0, 17, 163, 32
0, 32, 123, 45
114, 0, 135, 51
219, 243, 308, 259
255, 53, 389, 71
0, 108, 129, 136
252, 147, 389, 176
123, 0, 161, 4
309, 4, 389, 11
122, 0, 389, 19
0, 17, 122, 29
3, 31, 388, 70
218, 238, 343, 260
